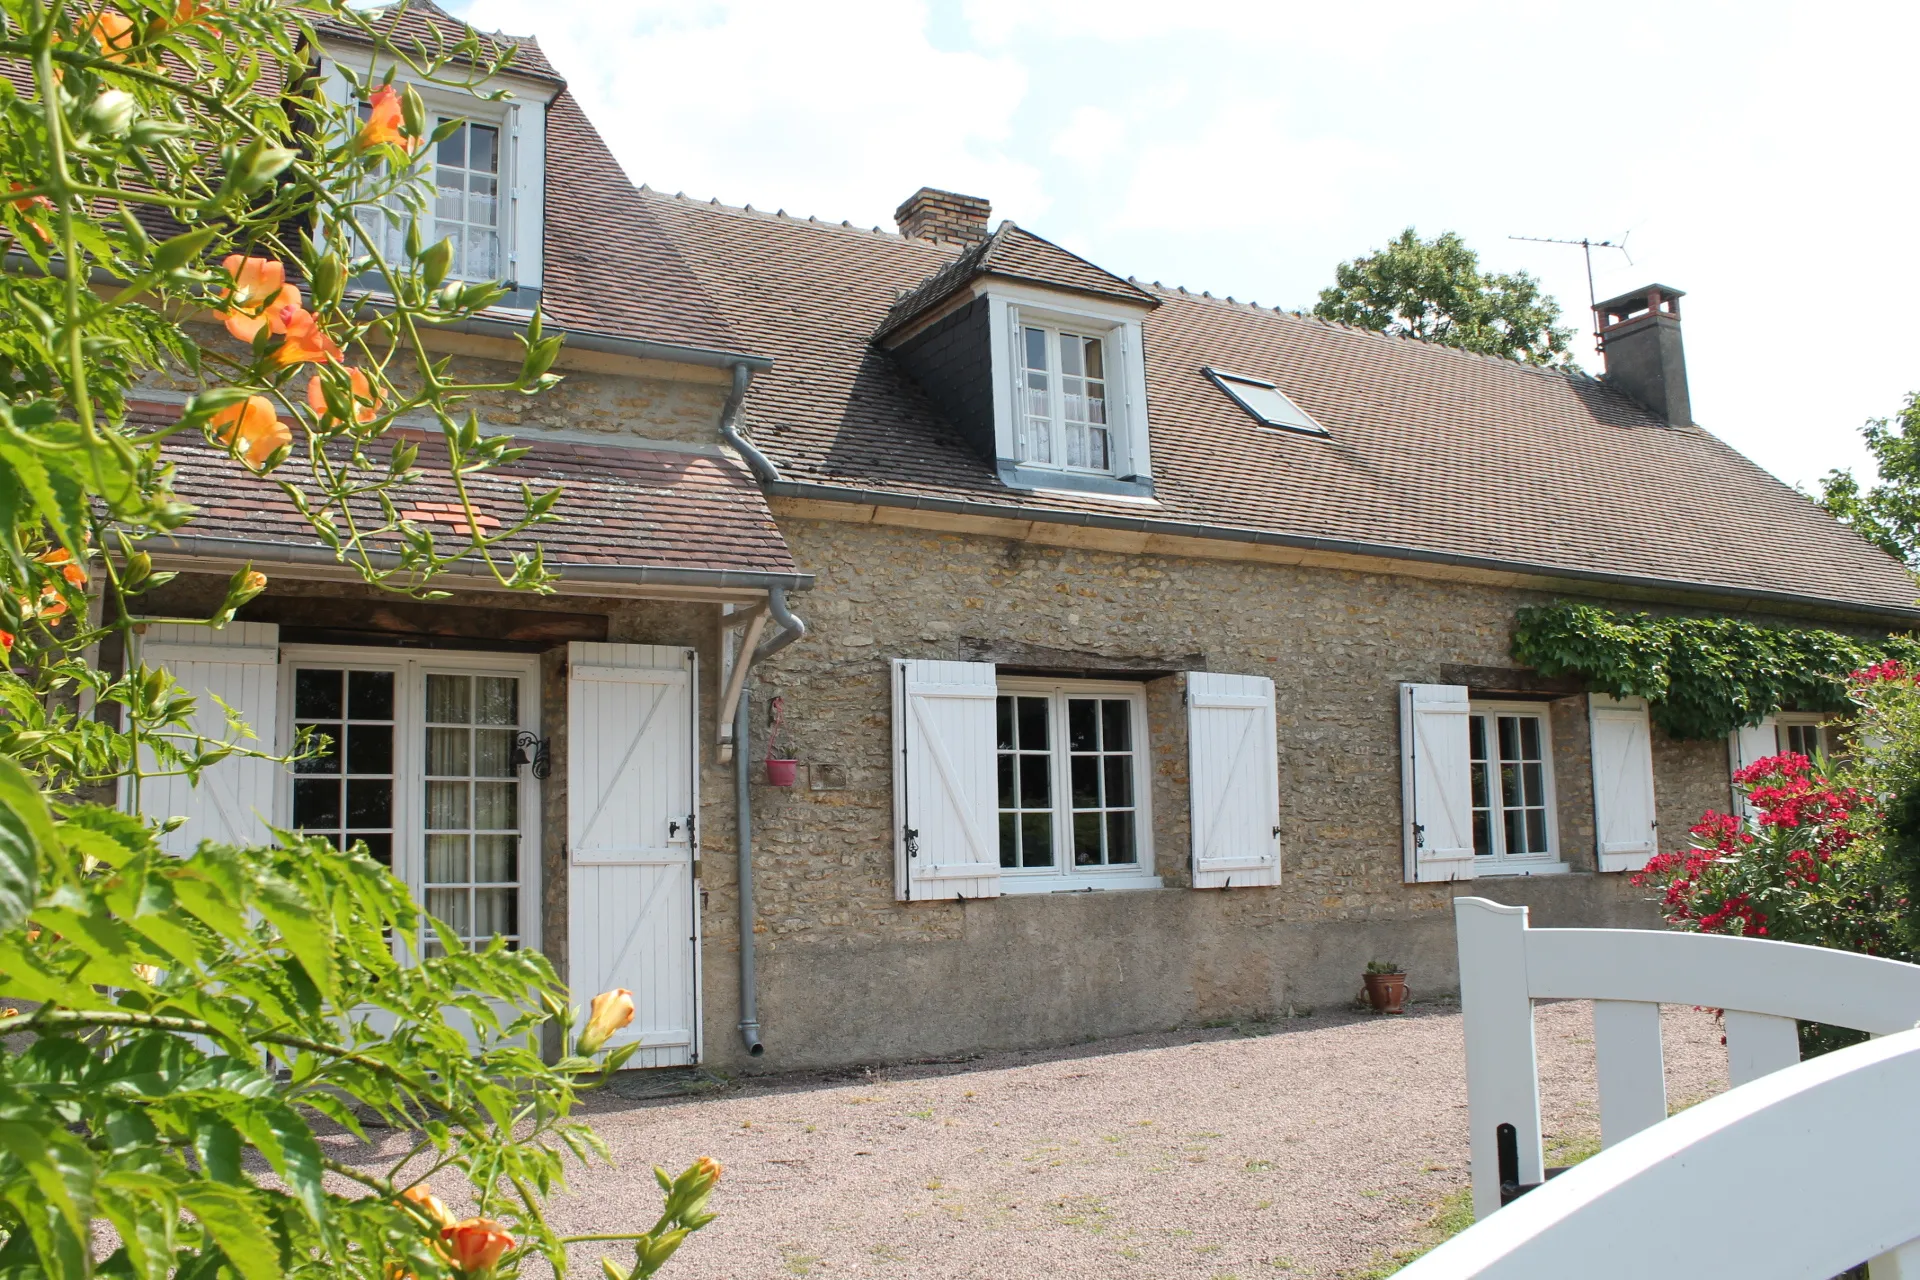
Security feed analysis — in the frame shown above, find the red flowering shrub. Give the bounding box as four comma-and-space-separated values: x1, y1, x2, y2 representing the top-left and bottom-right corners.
1634, 753, 1902, 957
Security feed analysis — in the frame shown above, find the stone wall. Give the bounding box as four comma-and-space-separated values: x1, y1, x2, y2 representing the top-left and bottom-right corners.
694, 516, 1748, 1071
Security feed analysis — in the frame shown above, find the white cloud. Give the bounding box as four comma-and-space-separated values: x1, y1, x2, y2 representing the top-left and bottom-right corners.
1050, 106, 1124, 170
453, 0, 1045, 228
1110, 100, 1383, 234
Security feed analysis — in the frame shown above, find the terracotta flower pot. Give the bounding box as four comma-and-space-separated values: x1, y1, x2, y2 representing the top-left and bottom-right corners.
1363, 971, 1408, 1014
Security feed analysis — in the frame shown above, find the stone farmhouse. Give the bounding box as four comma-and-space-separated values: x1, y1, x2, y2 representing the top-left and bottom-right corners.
129, 6, 1919, 1073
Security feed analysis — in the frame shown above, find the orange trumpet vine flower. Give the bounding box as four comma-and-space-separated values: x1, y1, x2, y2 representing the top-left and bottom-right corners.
274, 307, 344, 366
356, 84, 417, 152
399, 1183, 457, 1230
576, 988, 635, 1055
441, 1219, 515, 1277
85, 8, 136, 61
307, 366, 381, 425
218, 255, 302, 344
210, 394, 292, 466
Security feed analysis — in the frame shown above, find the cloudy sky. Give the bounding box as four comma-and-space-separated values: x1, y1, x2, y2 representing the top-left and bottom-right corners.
448, 0, 1920, 493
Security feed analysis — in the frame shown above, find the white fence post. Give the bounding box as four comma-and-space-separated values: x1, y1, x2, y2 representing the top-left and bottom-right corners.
1724, 1009, 1800, 1087
1592, 1000, 1666, 1147
1455, 897, 1543, 1219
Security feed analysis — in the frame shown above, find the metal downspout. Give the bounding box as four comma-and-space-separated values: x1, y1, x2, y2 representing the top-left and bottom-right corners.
735, 588, 806, 1057
735, 686, 764, 1057
719, 361, 782, 484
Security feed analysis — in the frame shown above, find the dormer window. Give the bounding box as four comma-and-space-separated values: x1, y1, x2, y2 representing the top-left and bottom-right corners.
1019, 323, 1112, 472
325, 55, 552, 310
990, 291, 1153, 498
435, 121, 503, 281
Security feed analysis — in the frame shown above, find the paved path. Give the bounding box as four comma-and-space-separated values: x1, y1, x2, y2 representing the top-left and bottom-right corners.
339, 1002, 1731, 1278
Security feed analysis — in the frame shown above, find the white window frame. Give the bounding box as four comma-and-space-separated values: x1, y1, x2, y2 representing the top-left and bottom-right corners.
1012, 318, 1117, 475
995, 676, 1160, 893
985, 284, 1154, 486
1775, 713, 1835, 760
277, 644, 543, 954
314, 55, 550, 295
1468, 700, 1566, 877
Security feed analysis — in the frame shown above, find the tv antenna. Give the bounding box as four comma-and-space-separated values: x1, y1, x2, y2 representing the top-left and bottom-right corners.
1509, 233, 1632, 350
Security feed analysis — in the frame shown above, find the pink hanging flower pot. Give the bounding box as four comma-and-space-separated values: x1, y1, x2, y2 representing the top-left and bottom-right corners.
765, 695, 798, 787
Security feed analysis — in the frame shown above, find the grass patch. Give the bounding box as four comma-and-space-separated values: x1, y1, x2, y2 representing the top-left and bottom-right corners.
1340, 1187, 1474, 1278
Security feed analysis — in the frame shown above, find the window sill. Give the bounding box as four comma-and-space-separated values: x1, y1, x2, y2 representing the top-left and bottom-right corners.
996, 461, 1156, 501
999, 871, 1165, 895
1475, 861, 1571, 878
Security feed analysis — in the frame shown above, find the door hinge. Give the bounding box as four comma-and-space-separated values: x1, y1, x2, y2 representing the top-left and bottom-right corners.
686, 813, 697, 842
903, 826, 920, 858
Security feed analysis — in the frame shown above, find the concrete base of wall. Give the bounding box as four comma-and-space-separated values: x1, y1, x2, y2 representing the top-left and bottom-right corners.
718, 874, 1658, 1073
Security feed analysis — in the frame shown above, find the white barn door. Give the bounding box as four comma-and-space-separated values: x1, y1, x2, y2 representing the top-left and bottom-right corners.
130, 622, 281, 854
567, 642, 700, 1068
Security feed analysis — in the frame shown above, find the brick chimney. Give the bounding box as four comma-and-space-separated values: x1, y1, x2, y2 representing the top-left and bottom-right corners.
894, 187, 991, 248
1594, 284, 1692, 426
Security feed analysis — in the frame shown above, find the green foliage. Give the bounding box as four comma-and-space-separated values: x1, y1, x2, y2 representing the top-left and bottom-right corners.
1510, 603, 1916, 740
0, 2, 720, 1275
1312, 228, 1574, 367
1819, 391, 1920, 567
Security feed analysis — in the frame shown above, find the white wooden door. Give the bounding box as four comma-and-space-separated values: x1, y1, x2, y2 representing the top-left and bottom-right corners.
567, 642, 700, 1068
131, 622, 281, 854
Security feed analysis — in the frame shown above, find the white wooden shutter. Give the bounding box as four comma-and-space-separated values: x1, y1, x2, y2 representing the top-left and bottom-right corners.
1187, 671, 1280, 889
1589, 694, 1658, 873
567, 642, 696, 862
1729, 716, 1779, 819
130, 622, 281, 854
892, 659, 1000, 901
1401, 682, 1475, 883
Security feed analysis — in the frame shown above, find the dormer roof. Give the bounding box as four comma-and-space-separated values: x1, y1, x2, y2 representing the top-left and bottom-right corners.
311, 1, 566, 85
874, 222, 1158, 344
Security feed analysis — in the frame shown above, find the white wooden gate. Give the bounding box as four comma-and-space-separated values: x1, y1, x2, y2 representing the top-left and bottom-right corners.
1436, 897, 1920, 1278
566, 642, 700, 1068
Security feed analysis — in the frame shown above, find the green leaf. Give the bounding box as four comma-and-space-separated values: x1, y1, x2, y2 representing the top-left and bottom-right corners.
0, 755, 54, 933
0, 1105, 97, 1265
177, 1183, 280, 1280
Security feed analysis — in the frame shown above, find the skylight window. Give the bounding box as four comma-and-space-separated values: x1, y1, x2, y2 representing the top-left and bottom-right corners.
1204, 368, 1327, 436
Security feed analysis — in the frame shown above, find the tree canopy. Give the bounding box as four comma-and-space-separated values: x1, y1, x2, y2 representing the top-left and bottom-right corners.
1819, 392, 1920, 569
1312, 228, 1575, 367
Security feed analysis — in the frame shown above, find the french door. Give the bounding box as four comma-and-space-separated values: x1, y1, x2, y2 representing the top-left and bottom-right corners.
278, 646, 542, 956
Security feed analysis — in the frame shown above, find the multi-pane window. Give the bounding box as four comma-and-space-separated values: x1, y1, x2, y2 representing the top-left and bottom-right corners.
1468, 706, 1555, 865
1019, 323, 1113, 473
353, 106, 504, 284
284, 655, 535, 956
292, 668, 396, 866
423, 673, 521, 954
434, 121, 501, 281
1778, 717, 1829, 759
995, 682, 1149, 886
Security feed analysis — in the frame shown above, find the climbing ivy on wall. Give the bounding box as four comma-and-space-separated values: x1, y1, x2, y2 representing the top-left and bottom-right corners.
1510, 604, 1920, 740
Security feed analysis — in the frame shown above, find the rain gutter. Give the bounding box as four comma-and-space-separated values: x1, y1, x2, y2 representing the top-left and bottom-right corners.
151, 533, 814, 593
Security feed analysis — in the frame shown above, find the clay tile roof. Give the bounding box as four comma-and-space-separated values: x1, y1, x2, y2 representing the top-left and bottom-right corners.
537, 91, 748, 356
876, 222, 1157, 340
137, 407, 801, 583
310, 1, 564, 84
640, 189, 1920, 618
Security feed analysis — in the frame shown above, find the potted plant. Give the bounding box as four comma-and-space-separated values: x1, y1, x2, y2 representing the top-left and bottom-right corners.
1362, 959, 1409, 1014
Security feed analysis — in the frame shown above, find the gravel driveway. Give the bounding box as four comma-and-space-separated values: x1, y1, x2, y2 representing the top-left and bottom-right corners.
336, 1001, 1731, 1279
